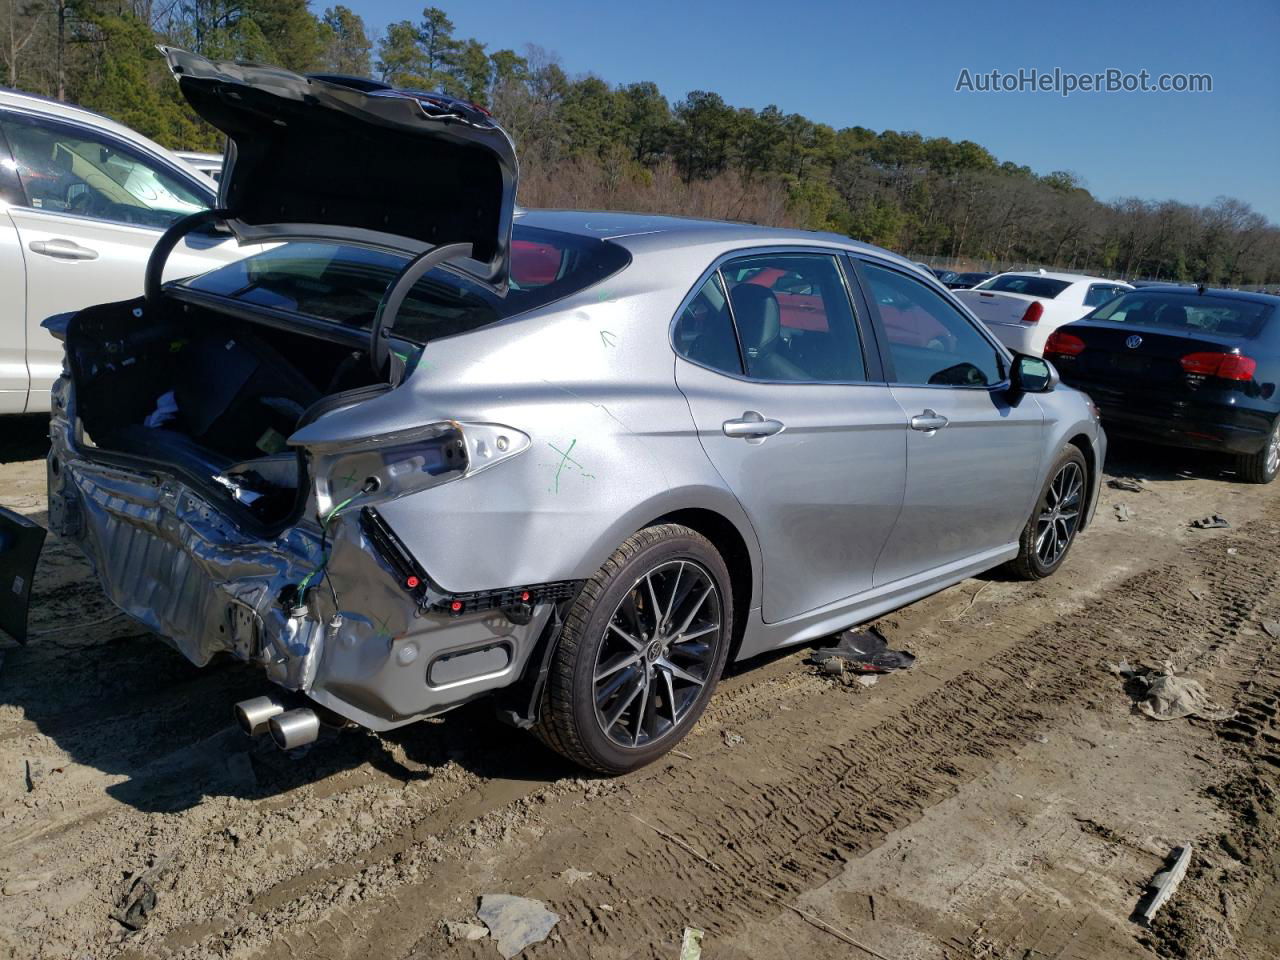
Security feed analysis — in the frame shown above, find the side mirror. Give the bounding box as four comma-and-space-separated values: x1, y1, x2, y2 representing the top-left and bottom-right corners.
1011, 354, 1059, 393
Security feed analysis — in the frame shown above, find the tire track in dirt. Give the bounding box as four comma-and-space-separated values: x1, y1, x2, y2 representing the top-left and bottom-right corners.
1142, 560, 1280, 960
179, 514, 1280, 960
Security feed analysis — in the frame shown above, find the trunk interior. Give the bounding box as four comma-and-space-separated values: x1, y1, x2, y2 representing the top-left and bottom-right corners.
65, 297, 384, 531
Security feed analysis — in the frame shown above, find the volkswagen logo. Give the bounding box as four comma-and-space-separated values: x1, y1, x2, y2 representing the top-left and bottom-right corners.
1125, 335, 1143, 349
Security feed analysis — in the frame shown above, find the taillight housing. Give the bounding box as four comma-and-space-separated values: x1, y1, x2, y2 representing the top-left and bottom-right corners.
1179, 352, 1257, 381
1045, 331, 1086, 357
1021, 301, 1044, 324
309, 422, 530, 516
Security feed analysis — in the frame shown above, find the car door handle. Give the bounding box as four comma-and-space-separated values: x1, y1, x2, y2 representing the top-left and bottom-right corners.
722, 411, 785, 439
28, 238, 99, 261
909, 409, 949, 432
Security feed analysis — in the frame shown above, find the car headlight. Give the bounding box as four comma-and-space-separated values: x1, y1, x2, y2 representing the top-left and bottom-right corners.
311, 421, 529, 516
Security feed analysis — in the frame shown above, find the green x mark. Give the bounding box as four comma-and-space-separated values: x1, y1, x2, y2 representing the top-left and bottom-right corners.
373, 612, 395, 641
549, 439, 582, 493
336, 468, 359, 489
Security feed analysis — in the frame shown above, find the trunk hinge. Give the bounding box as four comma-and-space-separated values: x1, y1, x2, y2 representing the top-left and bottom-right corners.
144, 208, 233, 312
368, 241, 474, 382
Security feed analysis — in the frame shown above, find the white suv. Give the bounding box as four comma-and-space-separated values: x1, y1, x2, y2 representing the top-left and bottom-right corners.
0, 90, 244, 414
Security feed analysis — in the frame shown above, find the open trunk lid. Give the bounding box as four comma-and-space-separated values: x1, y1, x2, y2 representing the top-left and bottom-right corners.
159, 47, 517, 291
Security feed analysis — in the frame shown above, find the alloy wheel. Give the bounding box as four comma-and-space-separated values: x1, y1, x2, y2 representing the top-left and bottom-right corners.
1267, 423, 1280, 476
592, 560, 723, 748
1035, 461, 1084, 568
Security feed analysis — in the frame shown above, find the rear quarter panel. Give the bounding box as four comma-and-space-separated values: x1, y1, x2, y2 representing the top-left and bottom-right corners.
290, 245, 764, 600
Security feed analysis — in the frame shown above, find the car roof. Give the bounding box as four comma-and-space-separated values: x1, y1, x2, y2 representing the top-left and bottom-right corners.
2, 87, 138, 140
1131, 284, 1280, 306
992, 270, 1126, 285
516, 208, 922, 271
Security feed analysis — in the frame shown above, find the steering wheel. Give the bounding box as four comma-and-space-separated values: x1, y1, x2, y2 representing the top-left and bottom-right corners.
67, 188, 101, 217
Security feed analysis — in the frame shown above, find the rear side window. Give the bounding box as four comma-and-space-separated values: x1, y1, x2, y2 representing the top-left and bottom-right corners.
674, 273, 743, 375
719, 253, 866, 382
182, 224, 632, 344
1091, 292, 1271, 338
976, 274, 1072, 299
861, 260, 1004, 387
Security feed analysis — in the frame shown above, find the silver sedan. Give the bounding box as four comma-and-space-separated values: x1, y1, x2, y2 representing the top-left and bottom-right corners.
27, 49, 1105, 773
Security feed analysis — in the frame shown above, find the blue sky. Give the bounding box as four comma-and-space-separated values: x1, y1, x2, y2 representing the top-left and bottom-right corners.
342, 0, 1280, 222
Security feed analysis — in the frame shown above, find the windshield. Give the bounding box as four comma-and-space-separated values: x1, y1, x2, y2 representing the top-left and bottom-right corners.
1088, 291, 1272, 338
181, 225, 632, 344
975, 275, 1072, 299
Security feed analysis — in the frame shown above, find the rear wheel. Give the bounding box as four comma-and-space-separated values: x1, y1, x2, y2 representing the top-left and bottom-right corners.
1238, 419, 1279, 484
535, 524, 732, 774
1006, 445, 1088, 581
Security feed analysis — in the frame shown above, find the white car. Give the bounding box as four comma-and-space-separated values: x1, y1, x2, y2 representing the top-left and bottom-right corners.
954, 271, 1132, 356
174, 150, 224, 181
0, 91, 249, 414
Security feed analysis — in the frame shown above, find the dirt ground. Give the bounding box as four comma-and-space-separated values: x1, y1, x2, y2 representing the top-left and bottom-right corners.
2, 413, 1279, 960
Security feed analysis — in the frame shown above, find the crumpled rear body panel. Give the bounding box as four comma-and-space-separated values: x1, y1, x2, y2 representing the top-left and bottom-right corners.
47, 411, 554, 730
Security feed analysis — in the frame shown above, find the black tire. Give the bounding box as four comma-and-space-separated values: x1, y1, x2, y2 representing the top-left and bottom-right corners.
1237, 418, 1279, 484
1006, 444, 1089, 581
534, 524, 733, 774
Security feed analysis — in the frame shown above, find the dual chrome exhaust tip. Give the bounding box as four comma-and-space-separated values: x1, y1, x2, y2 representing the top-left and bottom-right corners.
234, 696, 320, 750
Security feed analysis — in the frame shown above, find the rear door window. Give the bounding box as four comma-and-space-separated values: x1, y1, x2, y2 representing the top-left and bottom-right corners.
860, 260, 1005, 387
674, 273, 742, 375
717, 253, 867, 382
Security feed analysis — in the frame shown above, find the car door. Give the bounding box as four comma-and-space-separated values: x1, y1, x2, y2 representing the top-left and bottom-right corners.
852, 257, 1045, 585
0, 109, 244, 412
673, 250, 908, 623
0, 126, 27, 413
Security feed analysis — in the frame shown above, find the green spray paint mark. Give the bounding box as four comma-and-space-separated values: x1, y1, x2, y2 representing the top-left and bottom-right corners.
549, 439, 581, 493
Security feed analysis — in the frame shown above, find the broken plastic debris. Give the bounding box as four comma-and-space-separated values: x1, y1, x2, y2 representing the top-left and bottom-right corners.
477, 894, 559, 959
1114, 504, 1134, 522
111, 880, 157, 931
556, 867, 593, 886
680, 926, 705, 959
1263, 621, 1280, 640
442, 920, 488, 942
722, 730, 745, 747
1107, 477, 1145, 493
810, 627, 915, 673
1190, 515, 1230, 529
1138, 844, 1192, 927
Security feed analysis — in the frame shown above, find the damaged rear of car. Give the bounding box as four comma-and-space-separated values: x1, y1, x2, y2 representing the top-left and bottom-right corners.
40, 50, 636, 753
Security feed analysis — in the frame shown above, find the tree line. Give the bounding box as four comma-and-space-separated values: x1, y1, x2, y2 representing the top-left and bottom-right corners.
2, 0, 1276, 286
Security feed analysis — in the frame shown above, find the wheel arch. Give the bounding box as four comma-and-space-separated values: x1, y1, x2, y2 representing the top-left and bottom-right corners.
645, 507, 755, 662
1066, 431, 1098, 528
